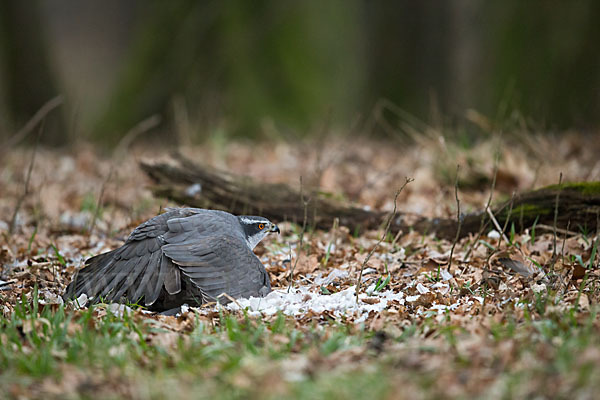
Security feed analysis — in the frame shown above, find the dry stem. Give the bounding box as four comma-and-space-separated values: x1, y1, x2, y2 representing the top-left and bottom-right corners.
486, 208, 510, 244
550, 172, 563, 270
113, 114, 161, 160
1, 95, 63, 151
463, 152, 499, 262
447, 165, 462, 275
9, 120, 44, 234
355, 177, 413, 302
536, 224, 578, 237
501, 192, 516, 237
288, 177, 309, 292
88, 167, 113, 236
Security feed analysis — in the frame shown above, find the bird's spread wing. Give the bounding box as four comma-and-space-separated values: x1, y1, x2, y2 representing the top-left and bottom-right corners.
162, 235, 271, 303
64, 209, 194, 306
64, 209, 270, 308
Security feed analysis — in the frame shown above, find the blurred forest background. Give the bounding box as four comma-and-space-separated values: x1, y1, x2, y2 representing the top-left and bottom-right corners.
1, 0, 599, 147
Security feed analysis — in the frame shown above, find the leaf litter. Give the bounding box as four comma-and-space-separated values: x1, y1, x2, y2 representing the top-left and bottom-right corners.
1, 134, 600, 398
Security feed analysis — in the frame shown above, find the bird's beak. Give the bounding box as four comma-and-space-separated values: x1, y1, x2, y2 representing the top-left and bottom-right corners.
270, 224, 280, 234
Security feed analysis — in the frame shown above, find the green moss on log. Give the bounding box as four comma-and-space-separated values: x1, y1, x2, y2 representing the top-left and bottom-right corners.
507, 204, 551, 218
540, 182, 600, 196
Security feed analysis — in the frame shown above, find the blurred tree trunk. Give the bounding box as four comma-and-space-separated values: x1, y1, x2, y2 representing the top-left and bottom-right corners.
364, 0, 600, 132
485, 1, 600, 128
0, 0, 65, 144
91, 1, 214, 146
93, 0, 365, 145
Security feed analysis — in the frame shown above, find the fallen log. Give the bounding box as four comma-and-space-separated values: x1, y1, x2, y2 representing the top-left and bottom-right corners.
140, 155, 600, 240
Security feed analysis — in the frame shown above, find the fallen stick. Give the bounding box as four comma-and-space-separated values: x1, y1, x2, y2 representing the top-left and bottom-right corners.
140, 154, 600, 240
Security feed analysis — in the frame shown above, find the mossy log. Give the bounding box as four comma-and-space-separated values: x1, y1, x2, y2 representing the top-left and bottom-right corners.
140, 155, 600, 240
411, 182, 600, 239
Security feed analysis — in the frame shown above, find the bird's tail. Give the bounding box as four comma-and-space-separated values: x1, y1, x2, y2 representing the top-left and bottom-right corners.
63, 250, 117, 303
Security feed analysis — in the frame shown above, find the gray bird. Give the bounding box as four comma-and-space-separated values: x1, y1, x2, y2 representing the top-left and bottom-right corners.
64, 208, 279, 311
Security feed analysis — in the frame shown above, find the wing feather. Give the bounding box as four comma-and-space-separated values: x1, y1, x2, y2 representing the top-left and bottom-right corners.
133, 249, 161, 301
144, 253, 171, 306
64, 229, 167, 305
163, 235, 271, 303
164, 262, 181, 295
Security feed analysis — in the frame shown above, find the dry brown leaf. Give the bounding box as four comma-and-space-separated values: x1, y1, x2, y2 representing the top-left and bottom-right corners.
294, 253, 321, 275
362, 297, 380, 305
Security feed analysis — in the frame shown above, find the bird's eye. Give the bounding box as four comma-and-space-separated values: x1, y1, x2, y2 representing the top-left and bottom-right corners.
258, 223, 265, 230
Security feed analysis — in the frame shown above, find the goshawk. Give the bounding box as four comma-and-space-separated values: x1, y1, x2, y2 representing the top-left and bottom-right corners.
64, 208, 279, 311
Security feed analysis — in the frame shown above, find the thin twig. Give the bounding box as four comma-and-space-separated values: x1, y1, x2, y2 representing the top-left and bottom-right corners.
1, 95, 63, 151
575, 219, 599, 312
551, 218, 571, 293
463, 152, 499, 262
536, 223, 578, 237
288, 177, 308, 293
550, 173, 563, 270
88, 167, 113, 236
390, 228, 404, 250
322, 217, 339, 267
9, 120, 44, 234
446, 166, 462, 277
519, 202, 525, 233
217, 292, 243, 310
560, 220, 571, 266
284, 240, 293, 276
87, 115, 161, 236
500, 192, 516, 240
113, 114, 161, 160
355, 177, 413, 302
486, 208, 510, 244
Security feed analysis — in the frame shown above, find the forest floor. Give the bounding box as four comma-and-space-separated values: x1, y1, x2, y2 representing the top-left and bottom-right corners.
1, 130, 600, 399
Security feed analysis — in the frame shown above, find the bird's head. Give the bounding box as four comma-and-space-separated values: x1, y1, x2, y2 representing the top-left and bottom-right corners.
237, 215, 280, 249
